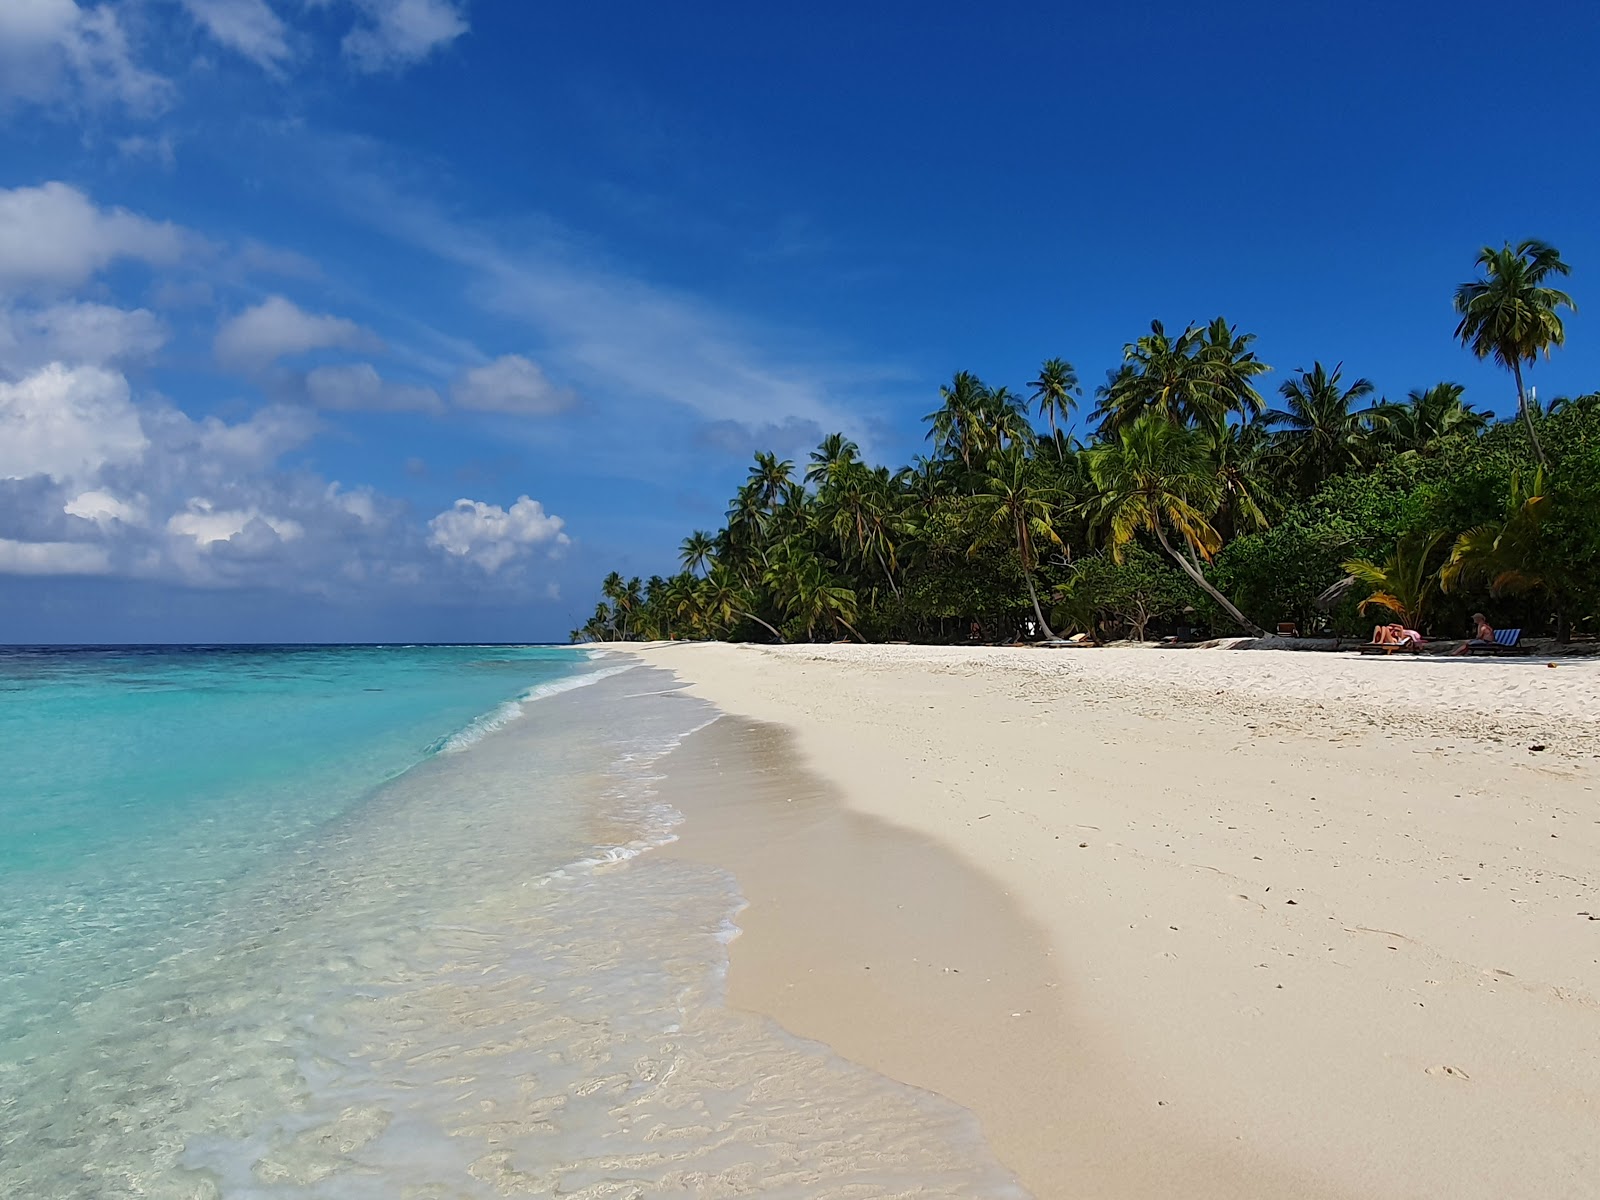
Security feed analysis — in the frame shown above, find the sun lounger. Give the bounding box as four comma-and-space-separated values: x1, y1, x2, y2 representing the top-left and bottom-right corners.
1358, 638, 1422, 655
1464, 628, 1526, 655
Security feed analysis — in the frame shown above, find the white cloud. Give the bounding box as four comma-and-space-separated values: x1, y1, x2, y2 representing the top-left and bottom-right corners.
214, 295, 376, 369
0, 182, 190, 293
0, 537, 110, 575
305, 361, 442, 412
0, 363, 149, 485
64, 487, 146, 527
1, 301, 167, 369
428, 495, 568, 573
178, 0, 293, 70
341, 0, 468, 72
0, 0, 172, 114
167, 497, 304, 547
451, 354, 575, 415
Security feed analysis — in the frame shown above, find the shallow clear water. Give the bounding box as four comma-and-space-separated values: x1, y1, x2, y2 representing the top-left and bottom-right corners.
0, 645, 1025, 1198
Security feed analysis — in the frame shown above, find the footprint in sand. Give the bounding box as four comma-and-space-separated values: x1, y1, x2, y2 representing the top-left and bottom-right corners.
1426, 1065, 1470, 1080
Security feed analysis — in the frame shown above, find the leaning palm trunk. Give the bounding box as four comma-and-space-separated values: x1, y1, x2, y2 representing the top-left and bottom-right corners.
1151, 522, 1265, 637
734, 608, 785, 643
1015, 514, 1058, 640
1511, 361, 1549, 469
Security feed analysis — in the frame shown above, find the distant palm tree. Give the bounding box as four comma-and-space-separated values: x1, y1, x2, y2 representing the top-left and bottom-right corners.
747, 451, 795, 508
1453, 239, 1576, 467
969, 446, 1064, 639
1343, 532, 1446, 630
679, 530, 716, 576
698, 565, 785, 642
925, 371, 988, 469
1263, 362, 1378, 491
1370, 383, 1488, 455
806, 433, 860, 485
763, 543, 863, 641
1029, 358, 1081, 448
1095, 318, 1268, 436
1085, 412, 1264, 635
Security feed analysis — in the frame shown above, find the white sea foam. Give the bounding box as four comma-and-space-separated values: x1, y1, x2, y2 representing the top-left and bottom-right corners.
432, 663, 639, 754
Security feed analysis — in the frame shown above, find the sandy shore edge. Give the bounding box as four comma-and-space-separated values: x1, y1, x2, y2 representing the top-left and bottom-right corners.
607, 642, 1600, 1199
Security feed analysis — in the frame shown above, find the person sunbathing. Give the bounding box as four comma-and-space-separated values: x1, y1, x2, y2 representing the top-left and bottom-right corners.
1372, 623, 1423, 646
1452, 613, 1495, 656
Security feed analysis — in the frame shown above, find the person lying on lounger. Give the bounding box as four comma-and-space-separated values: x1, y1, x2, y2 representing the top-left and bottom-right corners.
1452, 613, 1495, 656
1371, 623, 1423, 646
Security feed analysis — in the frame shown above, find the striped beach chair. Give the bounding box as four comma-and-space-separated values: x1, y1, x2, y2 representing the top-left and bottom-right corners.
1466, 628, 1525, 655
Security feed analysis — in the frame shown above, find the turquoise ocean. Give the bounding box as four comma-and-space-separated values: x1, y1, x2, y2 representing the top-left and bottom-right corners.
0, 645, 1023, 1198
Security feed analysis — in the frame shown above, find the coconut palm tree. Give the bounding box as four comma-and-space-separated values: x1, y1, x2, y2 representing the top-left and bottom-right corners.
1440, 470, 1549, 599
1263, 362, 1379, 491
763, 543, 863, 641
1084, 412, 1264, 635
1094, 318, 1268, 436
1342, 532, 1447, 629
1453, 239, 1576, 467
925, 371, 988, 470
698, 565, 785, 642
747, 452, 795, 509
968, 446, 1065, 639
679, 530, 717, 577
806, 433, 860, 485
1029, 358, 1081, 450
1370, 383, 1488, 455
981, 385, 1036, 455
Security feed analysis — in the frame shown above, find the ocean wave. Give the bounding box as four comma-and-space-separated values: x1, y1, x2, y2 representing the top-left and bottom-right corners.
430, 663, 638, 754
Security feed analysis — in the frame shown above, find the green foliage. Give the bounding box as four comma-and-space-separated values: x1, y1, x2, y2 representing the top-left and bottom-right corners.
575, 247, 1597, 646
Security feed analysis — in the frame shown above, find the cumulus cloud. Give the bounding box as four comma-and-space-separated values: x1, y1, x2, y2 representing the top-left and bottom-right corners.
0, 363, 149, 485
0, 182, 190, 293
340, 0, 468, 72
178, 0, 293, 70
0, 301, 167, 370
427, 495, 568, 573
214, 295, 376, 369
451, 354, 575, 415
0, 0, 172, 114
167, 498, 305, 547
305, 361, 443, 412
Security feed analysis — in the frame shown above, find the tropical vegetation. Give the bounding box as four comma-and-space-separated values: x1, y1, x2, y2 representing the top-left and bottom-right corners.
576, 243, 1599, 647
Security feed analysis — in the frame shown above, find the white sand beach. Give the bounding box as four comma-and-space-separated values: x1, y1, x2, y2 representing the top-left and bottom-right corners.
621, 642, 1600, 1200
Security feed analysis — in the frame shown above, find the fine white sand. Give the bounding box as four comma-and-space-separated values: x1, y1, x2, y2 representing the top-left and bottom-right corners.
618, 642, 1600, 1200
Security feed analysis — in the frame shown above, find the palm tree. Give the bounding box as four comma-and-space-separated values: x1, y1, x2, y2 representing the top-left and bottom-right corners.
1440, 470, 1549, 599
1342, 532, 1446, 629
1085, 412, 1265, 635
747, 452, 795, 509
763, 543, 863, 641
679, 530, 716, 576
981, 385, 1036, 455
1029, 358, 1081, 448
968, 446, 1064, 639
1263, 362, 1379, 491
806, 433, 860, 486
1195, 317, 1270, 428
1204, 420, 1277, 540
698, 565, 786, 642
1371, 383, 1488, 455
925, 371, 988, 470
1453, 239, 1576, 467
1094, 318, 1267, 436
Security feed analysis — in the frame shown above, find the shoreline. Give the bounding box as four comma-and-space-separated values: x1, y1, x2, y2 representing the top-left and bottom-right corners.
615, 642, 1600, 1198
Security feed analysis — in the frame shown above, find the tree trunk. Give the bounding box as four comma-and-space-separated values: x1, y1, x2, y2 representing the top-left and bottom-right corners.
1016, 516, 1058, 640
736, 608, 785, 643
1152, 522, 1265, 637
874, 545, 903, 601
1513, 360, 1550, 469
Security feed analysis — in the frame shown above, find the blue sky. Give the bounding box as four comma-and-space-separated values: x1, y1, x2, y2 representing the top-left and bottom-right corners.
2, 1, 1597, 642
